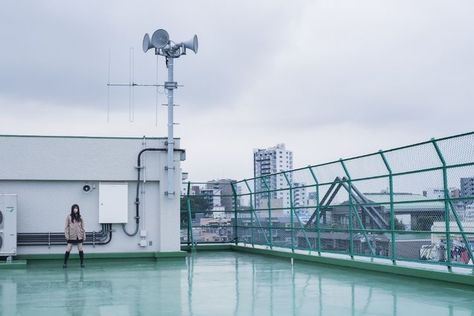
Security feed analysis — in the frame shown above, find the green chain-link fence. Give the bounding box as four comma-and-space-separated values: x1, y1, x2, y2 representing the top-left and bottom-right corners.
181, 131, 474, 270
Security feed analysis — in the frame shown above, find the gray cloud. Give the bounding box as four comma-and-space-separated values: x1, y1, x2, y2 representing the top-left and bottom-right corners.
0, 0, 473, 180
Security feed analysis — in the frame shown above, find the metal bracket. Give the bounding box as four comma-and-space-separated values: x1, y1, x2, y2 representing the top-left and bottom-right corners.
164, 81, 178, 89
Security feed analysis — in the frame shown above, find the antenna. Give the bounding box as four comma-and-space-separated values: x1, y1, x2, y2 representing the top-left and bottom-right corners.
155, 55, 160, 127
129, 47, 135, 122
106, 29, 198, 198
143, 28, 199, 198
107, 54, 170, 123
107, 49, 111, 123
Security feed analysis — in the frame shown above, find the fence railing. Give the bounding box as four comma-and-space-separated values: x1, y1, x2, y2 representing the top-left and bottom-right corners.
180, 131, 474, 271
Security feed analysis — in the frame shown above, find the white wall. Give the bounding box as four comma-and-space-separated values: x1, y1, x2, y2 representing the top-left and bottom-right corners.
0, 135, 183, 254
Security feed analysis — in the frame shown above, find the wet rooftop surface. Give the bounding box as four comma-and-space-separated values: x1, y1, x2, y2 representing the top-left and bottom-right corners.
1, 251, 473, 315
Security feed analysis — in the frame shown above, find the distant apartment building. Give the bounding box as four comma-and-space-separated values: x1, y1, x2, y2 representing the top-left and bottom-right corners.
206, 179, 239, 212
293, 182, 308, 207
423, 187, 461, 199
254, 144, 293, 209
307, 192, 317, 206
200, 188, 222, 209
189, 185, 201, 195
461, 177, 474, 204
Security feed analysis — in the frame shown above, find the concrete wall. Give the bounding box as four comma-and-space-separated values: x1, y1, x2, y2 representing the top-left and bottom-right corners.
0, 135, 184, 254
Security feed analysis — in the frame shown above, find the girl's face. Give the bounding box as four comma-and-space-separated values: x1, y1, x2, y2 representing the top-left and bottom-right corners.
73, 207, 79, 214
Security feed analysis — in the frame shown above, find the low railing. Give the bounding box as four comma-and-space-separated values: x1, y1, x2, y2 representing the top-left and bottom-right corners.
181, 131, 474, 271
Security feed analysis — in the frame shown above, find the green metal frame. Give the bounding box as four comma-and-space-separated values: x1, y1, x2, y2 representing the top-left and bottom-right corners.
261, 176, 273, 249
432, 138, 453, 270
308, 167, 321, 254
181, 131, 474, 273
283, 171, 312, 252
380, 150, 396, 264
186, 181, 194, 251
340, 159, 376, 257
243, 179, 270, 247
230, 181, 239, 246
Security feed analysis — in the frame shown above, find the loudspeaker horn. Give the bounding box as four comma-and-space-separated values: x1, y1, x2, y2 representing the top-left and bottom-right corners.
181, 35, 198, 54
151, 29, 170, 49
142, 33, 153, 53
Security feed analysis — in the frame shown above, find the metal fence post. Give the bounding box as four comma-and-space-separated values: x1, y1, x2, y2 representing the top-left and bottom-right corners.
243, 180, 255, 247
262, 176, 273, 249
340, 159, 376, 257
380, 151, 396, 264
244, 178, 269, 247
283, 171, 312, 252
340, 159, 354, 258
231, 181, 239, 246
186, 181, 194, 250
308, 166, 321, 255
282, 172, 295, 253
432, 138, 452, 271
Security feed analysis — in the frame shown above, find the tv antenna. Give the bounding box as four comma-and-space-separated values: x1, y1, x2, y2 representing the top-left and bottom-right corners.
107, 28, 198, 198
142, 28, 198, 198
107, 48, 167, 125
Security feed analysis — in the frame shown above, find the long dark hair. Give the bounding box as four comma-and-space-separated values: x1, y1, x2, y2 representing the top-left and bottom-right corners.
70, 204, 82, 223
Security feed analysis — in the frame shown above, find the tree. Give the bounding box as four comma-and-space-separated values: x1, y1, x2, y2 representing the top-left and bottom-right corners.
394, 217, 406, 230
415, 216, 439, 231
180, 195, 211, 216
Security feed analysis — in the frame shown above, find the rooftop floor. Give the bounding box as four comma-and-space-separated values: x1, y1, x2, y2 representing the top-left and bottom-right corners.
1, 251, 473, 315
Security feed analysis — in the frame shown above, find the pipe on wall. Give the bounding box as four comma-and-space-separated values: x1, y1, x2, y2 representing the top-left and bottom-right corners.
17, 224, 112, 246
122, 147, 185, 236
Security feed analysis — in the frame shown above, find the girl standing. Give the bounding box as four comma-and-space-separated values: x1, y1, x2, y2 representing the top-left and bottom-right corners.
63, 204, 86, 268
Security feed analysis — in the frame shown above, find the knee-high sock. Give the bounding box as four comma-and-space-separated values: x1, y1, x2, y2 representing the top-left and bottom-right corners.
64, 251, 70, 264
79, 251, 84, 265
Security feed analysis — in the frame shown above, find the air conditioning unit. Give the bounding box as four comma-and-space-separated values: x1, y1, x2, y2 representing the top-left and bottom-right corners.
0, 194, 17, 257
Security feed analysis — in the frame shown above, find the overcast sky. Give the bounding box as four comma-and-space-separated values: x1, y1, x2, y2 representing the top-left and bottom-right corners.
1, 0, 473, 181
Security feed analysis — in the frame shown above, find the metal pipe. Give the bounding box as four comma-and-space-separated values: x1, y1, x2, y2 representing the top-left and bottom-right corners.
122, 147, 184, 237
18, 224, 112, 246
166, 57, 176, 198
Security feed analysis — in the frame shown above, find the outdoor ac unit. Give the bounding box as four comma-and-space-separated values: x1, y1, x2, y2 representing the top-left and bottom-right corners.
0, 194, 17, 257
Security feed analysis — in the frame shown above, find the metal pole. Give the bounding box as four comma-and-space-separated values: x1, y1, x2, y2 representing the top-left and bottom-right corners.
284, 172, 311, 251
262, 176, 273, 249
186, 181, 193, 250
308, 167, 321, 255
243, 180, 255, 247
243, 179, 270, 247
231, 182, 239, 246
380, 151, 396, 264
165, 57, 176, 198
340, 159, 354, 259
282, 172, 295, 253
432, 139, 452, 271
340, 160, 376, 256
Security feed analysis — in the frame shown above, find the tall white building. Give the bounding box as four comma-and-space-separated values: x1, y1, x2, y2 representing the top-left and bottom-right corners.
253, 144, 293, 209
293, 182, 308, 207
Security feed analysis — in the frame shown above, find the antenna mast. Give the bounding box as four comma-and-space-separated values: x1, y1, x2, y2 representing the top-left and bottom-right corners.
143, 29, 199, 198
